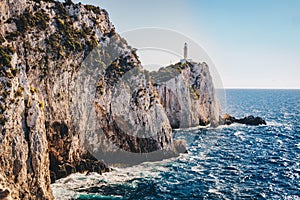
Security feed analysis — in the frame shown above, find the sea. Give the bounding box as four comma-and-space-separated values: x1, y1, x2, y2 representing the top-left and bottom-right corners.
52, 89, 300, 199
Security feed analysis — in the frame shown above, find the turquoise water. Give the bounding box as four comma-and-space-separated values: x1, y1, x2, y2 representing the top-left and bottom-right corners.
53, 89, 300, 199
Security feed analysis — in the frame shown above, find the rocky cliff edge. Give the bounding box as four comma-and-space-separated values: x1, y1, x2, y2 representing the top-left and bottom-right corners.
0, 0, 220, 199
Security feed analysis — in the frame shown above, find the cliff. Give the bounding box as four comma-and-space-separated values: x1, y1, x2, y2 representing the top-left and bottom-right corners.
0, 0, 112, 199
0, 0, 220, 199
151, 61, 221, 128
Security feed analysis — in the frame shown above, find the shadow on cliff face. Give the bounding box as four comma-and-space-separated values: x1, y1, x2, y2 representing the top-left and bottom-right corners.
74, 28, 223, 168
0, 1, 226, 198
75, 45, 187, 167
47, 121, 108, 183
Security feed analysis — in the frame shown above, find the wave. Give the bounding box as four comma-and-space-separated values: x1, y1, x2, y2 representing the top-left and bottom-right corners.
52, 88, 300, 200
51, 156, 179, 199
173, 124, 210, 131
266, 121, 287, 127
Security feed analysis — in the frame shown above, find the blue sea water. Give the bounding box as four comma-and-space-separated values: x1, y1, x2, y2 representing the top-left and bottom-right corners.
52, 89, 300, 199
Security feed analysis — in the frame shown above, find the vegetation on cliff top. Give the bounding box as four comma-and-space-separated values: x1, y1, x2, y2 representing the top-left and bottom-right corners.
149, 62, 190, 84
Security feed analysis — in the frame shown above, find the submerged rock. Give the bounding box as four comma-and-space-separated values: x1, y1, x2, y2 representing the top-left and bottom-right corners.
222, 114, 267, 126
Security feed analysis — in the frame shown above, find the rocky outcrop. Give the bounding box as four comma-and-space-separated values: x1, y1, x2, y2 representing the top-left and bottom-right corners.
0, 0, 112, 198
152, 61, 221, 128
0, 0, 189, 199
79, 46, 186, 166
222, 114, 267, 126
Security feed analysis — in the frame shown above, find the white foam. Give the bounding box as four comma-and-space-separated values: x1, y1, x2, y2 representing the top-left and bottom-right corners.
208, 188, 222, 195
212, 123, 247, 130
197, 151, 207, 160
191, 165, 205, 174
234, 131, 245, 141
51, 157, 176, 199
276, 139, 283, 145
267, 121, 285, 127
284, 195, 300, 200
173, 124, 210, 131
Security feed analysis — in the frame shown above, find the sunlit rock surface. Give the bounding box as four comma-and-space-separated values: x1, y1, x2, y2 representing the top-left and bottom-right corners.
152, 61, 221, 129
0, 0, 221, 199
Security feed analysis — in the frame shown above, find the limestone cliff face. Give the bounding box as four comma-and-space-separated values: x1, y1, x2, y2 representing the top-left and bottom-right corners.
152, 61, 221, 128
0, 0, 111, 199
0, 0, 187, 199
0, 0, 221, 199
73, 38, 183, 167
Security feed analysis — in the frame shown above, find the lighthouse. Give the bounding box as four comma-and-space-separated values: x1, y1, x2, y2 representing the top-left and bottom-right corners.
184, 42, 188, 60
181, 43, 190, 64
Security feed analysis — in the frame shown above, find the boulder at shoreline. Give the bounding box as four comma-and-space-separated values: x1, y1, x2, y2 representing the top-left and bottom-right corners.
223, 114, 267, 126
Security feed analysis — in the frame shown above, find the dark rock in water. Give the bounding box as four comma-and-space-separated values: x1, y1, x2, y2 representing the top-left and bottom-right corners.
49, 151, 108, 183
223, 114, 266, 126
236, 115, 267, 125
223, 114, 237, 125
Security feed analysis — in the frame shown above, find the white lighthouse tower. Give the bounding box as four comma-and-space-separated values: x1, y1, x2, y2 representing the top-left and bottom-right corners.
181, 43, 190, 64
184, 42, 188, 60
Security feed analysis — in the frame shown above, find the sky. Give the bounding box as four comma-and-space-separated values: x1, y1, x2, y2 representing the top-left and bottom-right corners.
74, 0, 300, 89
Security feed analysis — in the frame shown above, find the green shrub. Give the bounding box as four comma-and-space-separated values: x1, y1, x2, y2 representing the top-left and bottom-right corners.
0, 34, 5, 43
15, 87, 24, 97
0, 46, 12, 68
0, 114, 7, 125
6, 45, 16, 54
64, 0, 73, 6
14, 8, 50, 33
38, 101, 45, 109
84, 5, 102, 15
30, 86, 36, 94
5, 31, 20, 41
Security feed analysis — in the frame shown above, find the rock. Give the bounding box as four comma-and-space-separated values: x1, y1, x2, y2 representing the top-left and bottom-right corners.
0, 0, 225, 198
152, 61, 221, 129
222, 114, 266, 126
0, 188, 10, 199
236, 115, 267, 125
174, 140, 188, 154
0, 0, 190, 198
223, 113, 236, 125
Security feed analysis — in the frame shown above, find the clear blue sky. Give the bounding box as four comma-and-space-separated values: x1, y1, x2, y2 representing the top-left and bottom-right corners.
74, 0, 300, 89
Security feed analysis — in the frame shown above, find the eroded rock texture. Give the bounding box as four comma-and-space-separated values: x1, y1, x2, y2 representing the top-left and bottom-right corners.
0, 0, 191, 199
152, 61, 221, 129
0, 0, 221, 199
